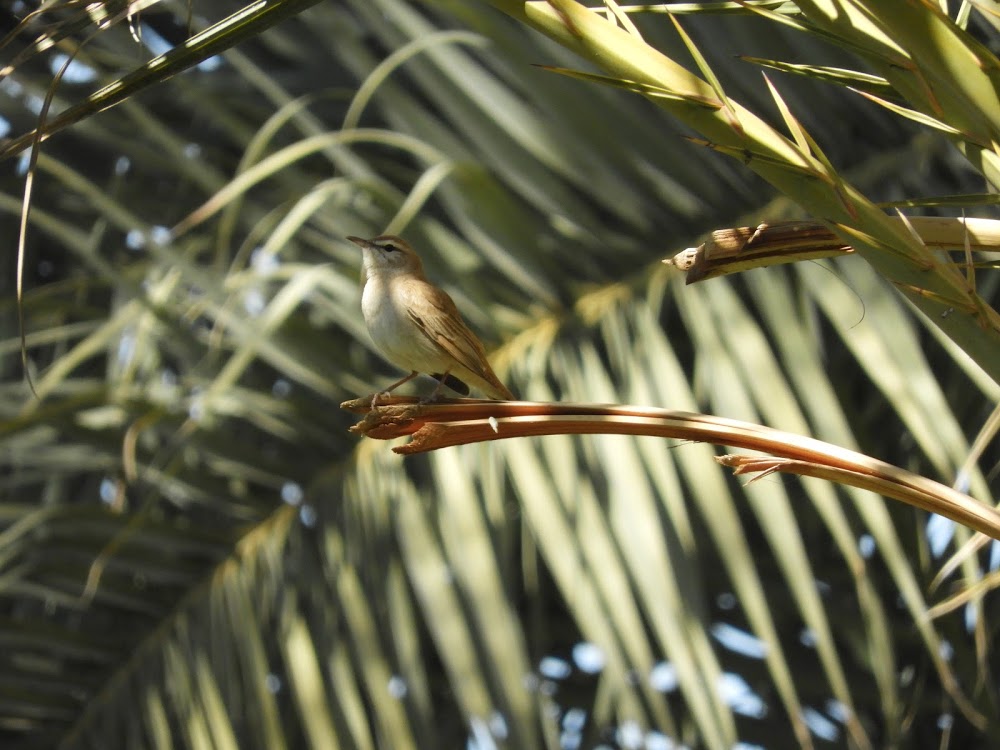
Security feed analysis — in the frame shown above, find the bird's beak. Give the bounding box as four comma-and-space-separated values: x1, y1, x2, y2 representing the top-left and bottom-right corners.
346, 236, 372, 250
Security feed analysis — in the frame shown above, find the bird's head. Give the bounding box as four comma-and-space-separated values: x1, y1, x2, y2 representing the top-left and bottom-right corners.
347, 235, 425, 280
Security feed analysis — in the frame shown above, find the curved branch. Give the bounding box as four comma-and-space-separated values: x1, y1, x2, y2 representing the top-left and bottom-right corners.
342, 397, 1000, 540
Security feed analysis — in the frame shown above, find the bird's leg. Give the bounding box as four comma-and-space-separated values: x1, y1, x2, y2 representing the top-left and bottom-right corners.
372, 371, 418, 408
421, 370, 453, 404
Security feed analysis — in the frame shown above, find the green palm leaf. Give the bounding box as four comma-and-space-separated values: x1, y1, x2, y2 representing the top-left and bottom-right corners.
1, 1, 998, 748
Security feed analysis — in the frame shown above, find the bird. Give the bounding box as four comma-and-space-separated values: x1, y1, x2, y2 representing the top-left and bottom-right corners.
347, 234, 515, 402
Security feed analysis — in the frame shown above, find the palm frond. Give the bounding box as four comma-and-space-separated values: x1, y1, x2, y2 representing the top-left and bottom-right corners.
1, 1, 998, 748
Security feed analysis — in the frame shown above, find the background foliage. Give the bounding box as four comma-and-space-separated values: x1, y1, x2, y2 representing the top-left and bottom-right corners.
1, 1, 999, 748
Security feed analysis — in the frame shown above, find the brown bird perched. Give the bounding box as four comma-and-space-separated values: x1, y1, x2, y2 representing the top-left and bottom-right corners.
347, 235, 515, 401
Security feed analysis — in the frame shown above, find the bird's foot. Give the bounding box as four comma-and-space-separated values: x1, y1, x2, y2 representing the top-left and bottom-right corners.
417, 390, 448, 406
370, 390, 392, 409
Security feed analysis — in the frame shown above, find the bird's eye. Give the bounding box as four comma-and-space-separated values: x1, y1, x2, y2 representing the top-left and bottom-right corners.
381, 244, 399, 253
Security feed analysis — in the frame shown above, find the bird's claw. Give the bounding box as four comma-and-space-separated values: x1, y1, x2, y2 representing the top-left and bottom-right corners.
370, 390, 392, 409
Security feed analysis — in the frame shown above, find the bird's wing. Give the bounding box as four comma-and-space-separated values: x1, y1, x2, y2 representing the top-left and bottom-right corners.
405, 282, 494, 378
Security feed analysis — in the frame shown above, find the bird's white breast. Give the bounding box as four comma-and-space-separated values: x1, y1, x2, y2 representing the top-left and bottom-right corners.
362, 276, 448, 372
